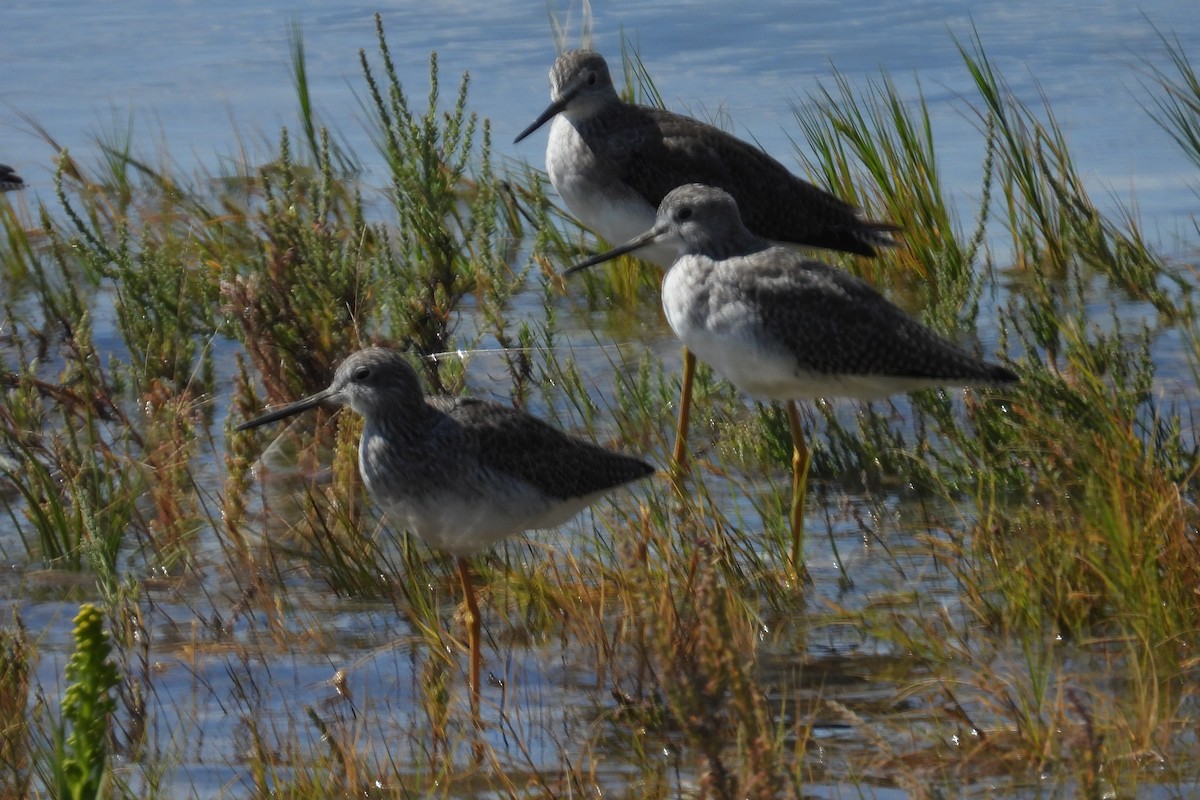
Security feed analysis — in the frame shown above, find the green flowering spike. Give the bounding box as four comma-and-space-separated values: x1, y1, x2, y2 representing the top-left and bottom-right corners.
56, 603, 120, 800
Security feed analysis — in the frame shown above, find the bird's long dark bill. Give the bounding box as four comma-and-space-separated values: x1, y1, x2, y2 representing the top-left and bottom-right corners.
236, 389, 336, 431
563, 225, 667, 276
514, 96, 568, 143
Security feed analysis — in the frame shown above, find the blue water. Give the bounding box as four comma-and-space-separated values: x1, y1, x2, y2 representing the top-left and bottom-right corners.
3, 1, 1197, 252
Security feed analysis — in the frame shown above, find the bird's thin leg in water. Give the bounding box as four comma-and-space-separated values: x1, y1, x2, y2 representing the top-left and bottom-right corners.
671, 347, 697, 480
456, 557, 481, 720
786, 400, 811, 583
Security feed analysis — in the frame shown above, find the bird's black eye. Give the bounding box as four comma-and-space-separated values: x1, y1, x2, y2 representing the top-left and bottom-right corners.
676, 207, 693, 222
353, 366, 371, 382
586, 72, 597, 86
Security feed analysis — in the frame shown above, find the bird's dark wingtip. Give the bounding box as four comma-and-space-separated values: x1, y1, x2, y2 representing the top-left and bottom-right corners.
989, 363, 1020, 385
861, 221, 904, 256
813, 221, 903, 258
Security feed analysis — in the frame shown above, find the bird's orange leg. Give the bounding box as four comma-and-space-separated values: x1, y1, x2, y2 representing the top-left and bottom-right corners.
786, 400, 811, 582
456, 557, 481, 721
671, 347, 698, 481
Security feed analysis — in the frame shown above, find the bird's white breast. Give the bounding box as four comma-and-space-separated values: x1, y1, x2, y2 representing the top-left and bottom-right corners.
547, 116, 677, 268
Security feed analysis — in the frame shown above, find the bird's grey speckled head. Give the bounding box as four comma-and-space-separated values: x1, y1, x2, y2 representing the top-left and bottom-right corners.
563, 183, 763, 275
515, 49, 618, 143
549, 50, 615, 106
323, 348, 425, 419
653, 184, 759, 256
236, 348, 425, 432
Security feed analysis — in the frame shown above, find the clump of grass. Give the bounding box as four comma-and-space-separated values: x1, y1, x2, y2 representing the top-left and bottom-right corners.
959, 33, 1180, 316
792, 28, 1200, 794
943, 32, 1200, 657
1, 185, 40, 283
2, 146, 224, 574
48, 604, 121, 800
221, 126, 372, 407
650, 543, 799, 799
53, 150, 219, 395
1141, 25, 1200, 174
358, 14, 528, 392
0, 335, 137, 577
795, 70, 991, 323
0, 613, 32, 798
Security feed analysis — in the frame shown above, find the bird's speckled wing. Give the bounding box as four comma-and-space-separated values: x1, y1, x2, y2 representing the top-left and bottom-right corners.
721, 255, 1015, 382
584, 105, 896, 256
431, 396, 654, 500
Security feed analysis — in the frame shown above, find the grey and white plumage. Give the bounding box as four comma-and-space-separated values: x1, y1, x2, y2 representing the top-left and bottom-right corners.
0, 164, 24, 193
567, 184, 1016, 400
237, 347, 653, 556
515, 49, 899, 266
